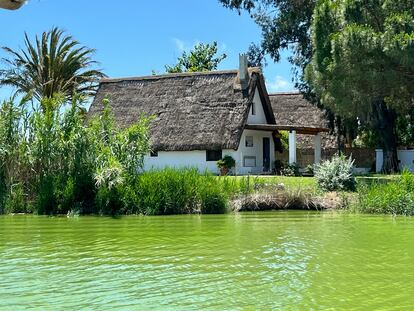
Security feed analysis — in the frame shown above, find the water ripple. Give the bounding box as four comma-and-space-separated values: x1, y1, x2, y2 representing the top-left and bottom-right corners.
1, 212, 414, 310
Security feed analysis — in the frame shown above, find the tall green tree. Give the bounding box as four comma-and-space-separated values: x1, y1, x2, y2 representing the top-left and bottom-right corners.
165, 41, 226, 73
0, 27, 105, 103
305, 0, 414, 172
219, 0, 359, 150
219, 0, 315, 86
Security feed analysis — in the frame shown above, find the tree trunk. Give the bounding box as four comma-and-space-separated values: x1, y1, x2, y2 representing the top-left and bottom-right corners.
372, 100, 399, 173
336, 116, 346, 154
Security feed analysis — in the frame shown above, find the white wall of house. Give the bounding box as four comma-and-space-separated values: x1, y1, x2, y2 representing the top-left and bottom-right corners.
376, 149, 414, 172
143, 129, 274, 175
234, 129, 274, 175
144, 150, 235, 174
247, 87, 267, 124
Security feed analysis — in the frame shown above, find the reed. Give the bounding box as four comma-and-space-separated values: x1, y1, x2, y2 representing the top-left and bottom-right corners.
355, 171, 414, 215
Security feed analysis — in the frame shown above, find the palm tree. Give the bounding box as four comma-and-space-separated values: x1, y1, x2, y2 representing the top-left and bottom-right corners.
0, 27, 105, 103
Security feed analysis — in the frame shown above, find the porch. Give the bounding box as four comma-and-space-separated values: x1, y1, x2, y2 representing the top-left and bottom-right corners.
245, 124, 330, 166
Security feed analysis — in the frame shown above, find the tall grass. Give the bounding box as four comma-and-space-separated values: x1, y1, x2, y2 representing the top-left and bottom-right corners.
355, 171, 414, 215
121, 169, 260, 215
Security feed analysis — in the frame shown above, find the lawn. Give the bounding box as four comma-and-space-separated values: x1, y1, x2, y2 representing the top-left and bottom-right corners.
219, 175, 317, 192
218, 174, 398, 194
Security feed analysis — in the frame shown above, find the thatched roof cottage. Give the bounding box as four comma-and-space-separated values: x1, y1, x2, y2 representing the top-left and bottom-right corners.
90, 56, 332, 174
90, 56, 286, 174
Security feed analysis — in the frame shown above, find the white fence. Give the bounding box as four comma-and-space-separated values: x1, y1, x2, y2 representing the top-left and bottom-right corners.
376, 149, 414, 172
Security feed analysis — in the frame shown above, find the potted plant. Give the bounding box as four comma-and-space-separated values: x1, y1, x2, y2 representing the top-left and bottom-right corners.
217, 155, 236, 176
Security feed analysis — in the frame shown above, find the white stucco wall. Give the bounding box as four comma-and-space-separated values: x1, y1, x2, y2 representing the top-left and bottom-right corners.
144, 149, 235, 174
235, 129, 274, 175
247, 87, 267, 124
143, 130, 274, 175
376, 149, 414, 172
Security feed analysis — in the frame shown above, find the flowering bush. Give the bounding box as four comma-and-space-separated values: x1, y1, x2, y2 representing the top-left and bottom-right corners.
315, 154, 356, 191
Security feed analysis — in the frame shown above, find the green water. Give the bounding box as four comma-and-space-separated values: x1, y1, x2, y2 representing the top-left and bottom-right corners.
1, 212, 414, 310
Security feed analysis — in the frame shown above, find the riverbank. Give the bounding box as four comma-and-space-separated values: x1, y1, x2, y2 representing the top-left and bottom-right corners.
2, 168, 409, 216
230, 190, 354, 212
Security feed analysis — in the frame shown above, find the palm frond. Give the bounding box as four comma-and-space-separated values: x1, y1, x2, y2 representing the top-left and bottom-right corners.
0, 27, 105, 105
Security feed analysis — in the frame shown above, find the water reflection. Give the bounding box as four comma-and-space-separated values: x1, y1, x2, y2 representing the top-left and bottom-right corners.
0, 212, 414, 309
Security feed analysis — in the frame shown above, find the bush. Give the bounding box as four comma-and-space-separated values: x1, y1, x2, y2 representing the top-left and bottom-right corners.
281, 163, 301, 177
356, 171, 414, 215
315, 154, 356, 191
274, 160, 284, 175
4, 183, 29, 214
217, 155, 236, 176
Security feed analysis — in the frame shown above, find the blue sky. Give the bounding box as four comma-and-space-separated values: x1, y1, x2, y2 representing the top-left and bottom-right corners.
0, 0, 296, 100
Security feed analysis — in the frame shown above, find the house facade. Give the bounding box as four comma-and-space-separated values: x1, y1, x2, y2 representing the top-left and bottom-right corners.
143, 87, 278, 175
89, 57, 282, 175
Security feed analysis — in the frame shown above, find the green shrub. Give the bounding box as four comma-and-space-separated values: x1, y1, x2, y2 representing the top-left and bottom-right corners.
274, 160, 284, 175
356, 171, 414, 215
281, 163, 301, 177
315, 154, 356, 191
95, 185, 124, 216
217, 155, 236, 175
4, 183, 28, 214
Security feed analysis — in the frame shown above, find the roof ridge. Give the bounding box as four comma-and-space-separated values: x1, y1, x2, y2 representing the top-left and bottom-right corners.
100, 69, 240, 83
268, 91, 301, 96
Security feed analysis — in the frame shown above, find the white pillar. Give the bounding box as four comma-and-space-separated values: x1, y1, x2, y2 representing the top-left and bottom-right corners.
314, 133, 322, 164
288, 130, 297, 164
375, 149, 383, 173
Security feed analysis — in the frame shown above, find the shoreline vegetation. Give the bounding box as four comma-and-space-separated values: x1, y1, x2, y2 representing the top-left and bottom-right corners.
3, 167, 412, 217
0, 96, 411, 217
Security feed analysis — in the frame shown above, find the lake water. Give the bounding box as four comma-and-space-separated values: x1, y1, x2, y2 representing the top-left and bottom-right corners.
1, 211, 414, 310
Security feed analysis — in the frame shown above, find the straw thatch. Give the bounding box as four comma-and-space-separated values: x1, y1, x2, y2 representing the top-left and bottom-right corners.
90, 69, 276, 151
269, 92, 337, 149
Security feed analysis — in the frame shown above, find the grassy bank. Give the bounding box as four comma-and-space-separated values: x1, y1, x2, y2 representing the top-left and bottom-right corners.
3, 163, 411, 216
353, 171, 414, 216
124, 171, 323, 215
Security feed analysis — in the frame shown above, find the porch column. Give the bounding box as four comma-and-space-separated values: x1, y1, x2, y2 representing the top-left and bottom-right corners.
288, 130, 297, 164
314, 133, 322, 164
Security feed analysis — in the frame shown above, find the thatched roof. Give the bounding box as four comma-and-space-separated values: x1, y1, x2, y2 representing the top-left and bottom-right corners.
90, 69, 276, 151
269, 92, 337, 149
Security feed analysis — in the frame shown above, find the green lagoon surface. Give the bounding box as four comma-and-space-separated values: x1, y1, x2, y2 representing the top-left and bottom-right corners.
1, 211, 413, 310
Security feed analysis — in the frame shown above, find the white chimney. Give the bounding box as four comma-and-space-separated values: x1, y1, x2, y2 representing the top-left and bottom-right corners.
239, 54, 249, 90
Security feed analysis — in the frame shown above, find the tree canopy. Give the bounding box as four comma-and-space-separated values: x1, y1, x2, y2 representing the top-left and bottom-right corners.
165, 41, 226, 73
219, 0, 315, 85
305, 0, 414, 172
219, 0, 359, 150
0, 27, 105, 102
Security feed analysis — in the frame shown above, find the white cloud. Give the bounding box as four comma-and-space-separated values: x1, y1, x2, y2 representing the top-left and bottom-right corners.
172, 38, 186, 52
171, 38, 228, 54
266, 75, 296, 93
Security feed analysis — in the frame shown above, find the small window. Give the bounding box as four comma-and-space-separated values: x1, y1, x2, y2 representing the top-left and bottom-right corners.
245, 136, 253, 147
251, 101, 256, 115
150, 150, 158, 157
206, 149, 222, 161
243, 156, 256, 167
